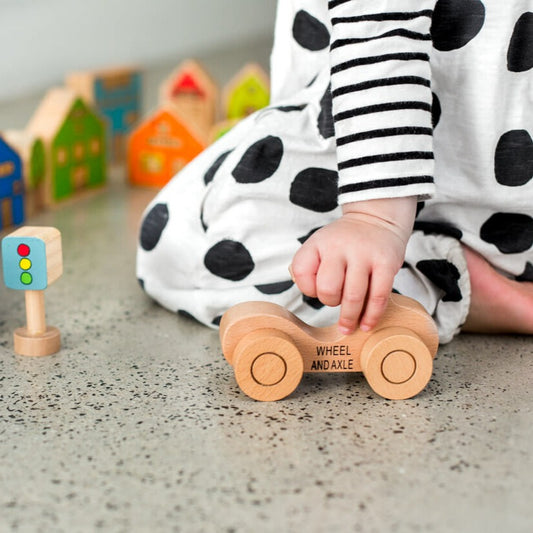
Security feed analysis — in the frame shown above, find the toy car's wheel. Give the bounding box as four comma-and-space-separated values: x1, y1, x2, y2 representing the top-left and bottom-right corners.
360, 327, 433, 400
232, 328, 304, 401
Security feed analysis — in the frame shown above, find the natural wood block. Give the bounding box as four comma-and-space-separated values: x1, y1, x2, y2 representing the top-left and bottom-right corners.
220, 293, 439, 401
14, 325, 61, 357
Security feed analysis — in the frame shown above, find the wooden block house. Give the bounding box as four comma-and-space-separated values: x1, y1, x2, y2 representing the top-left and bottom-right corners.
66, 66, 142, 162
27, 87, 107, 206
159, 60, 218, 141
0, 136, 24, 231
222, 63, 270, 120
128, 105, 206, 188
3, 130, 46, 218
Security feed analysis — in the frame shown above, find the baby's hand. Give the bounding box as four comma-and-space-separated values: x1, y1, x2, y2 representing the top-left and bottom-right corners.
291, 197, 417, 335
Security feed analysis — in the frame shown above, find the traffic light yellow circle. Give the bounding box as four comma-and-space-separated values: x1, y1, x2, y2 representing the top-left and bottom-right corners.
19, 258, 32, 270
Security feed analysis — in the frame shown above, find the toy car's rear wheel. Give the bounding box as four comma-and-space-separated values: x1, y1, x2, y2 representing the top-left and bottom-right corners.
361, 327, 433, 400
232, 328, 304, 401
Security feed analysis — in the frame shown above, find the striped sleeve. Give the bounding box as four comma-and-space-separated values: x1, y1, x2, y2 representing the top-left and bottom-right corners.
328, 0, 436, 204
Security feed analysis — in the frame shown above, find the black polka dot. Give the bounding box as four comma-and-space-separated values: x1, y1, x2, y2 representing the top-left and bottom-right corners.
508, 12, 533, 72
178, 309, 200, 323
292, 10, 330, 51
298, 227, 322, 244
255, 280, 294, 295
290, 168, 338, 212
480, 212, 533, 254
274, 104, 308, 113
303, 295, 325, 310
413, 220, 463, 240
494, 130, 533, 187
416, 259, 462, 302
516, 262, 533, 282
200, 205, 208, 232
204, 240, 255, 281
140, 203, 169, 251
204, 150, 232, 185
431, 0, 485, 52
318, 84, 334, 139
306, 74, 319, 88
432, 92, 442, 128
232, 136, 283, 183
212, 315, 222, 327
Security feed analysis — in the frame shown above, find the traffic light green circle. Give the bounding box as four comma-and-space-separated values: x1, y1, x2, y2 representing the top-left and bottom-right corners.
20, 272, 33, 285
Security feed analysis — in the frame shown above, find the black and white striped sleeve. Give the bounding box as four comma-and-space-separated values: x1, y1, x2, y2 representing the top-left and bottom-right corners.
328, 0, 436, 205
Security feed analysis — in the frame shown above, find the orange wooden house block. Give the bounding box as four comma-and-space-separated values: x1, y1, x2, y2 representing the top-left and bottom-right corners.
159, 60, 218, 142
128, 105, 206, 188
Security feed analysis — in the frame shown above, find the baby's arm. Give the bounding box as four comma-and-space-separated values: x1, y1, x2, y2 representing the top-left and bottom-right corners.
293, 1, 436, 332
291, 196, 417, 334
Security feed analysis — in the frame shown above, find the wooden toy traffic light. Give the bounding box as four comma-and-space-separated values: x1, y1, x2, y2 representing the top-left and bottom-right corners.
2, 226, 63, 356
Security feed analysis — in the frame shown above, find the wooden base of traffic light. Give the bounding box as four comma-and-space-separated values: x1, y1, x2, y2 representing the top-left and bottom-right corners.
13, 290, 61, 357
14, 326, 61, 357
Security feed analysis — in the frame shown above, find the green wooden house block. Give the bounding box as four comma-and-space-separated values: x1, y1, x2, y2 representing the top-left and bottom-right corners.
27, 88, 106, 206
223, 63, 270, 120
4, 130, 47, 217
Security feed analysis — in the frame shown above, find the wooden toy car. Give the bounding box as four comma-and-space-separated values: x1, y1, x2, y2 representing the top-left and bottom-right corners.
220, 294, 439, 401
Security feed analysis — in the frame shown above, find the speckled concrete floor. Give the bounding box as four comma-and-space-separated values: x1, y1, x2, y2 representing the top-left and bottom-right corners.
1, 43, 533, 533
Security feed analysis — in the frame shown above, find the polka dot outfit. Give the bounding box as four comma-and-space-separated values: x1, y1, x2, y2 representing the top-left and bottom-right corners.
137, 0, 533, 343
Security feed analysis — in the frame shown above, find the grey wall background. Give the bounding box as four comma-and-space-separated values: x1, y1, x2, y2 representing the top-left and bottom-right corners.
0, 0, 277, 103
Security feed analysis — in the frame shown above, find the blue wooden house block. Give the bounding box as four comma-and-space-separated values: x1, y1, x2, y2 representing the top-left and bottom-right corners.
0, 136, 24, 231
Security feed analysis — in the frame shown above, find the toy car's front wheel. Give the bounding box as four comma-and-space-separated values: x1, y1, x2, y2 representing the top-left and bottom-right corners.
361, 327, 433, 400
232, 328, 304, 401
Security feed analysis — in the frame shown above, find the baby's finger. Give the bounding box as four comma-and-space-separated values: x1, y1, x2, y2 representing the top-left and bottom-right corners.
359, 268, 394, 331
291, 246, 320, 298
316, 258, 346, 307
338, 267, 368, 335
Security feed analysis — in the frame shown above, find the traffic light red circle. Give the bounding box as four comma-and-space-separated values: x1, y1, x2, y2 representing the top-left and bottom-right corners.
17, 243, 30, 256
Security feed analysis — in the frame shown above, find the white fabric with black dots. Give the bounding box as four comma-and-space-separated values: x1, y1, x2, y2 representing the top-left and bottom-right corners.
137, 0, 532, 343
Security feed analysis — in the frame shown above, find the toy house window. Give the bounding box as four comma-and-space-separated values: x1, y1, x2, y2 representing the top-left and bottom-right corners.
141, 153, 163, 173
74, 143, 84, 161
0, 161, 14, 178
56, 148, 68, 166
12, 180, 23, 195
90, 138, 101, 155
72, 166, 88, 189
